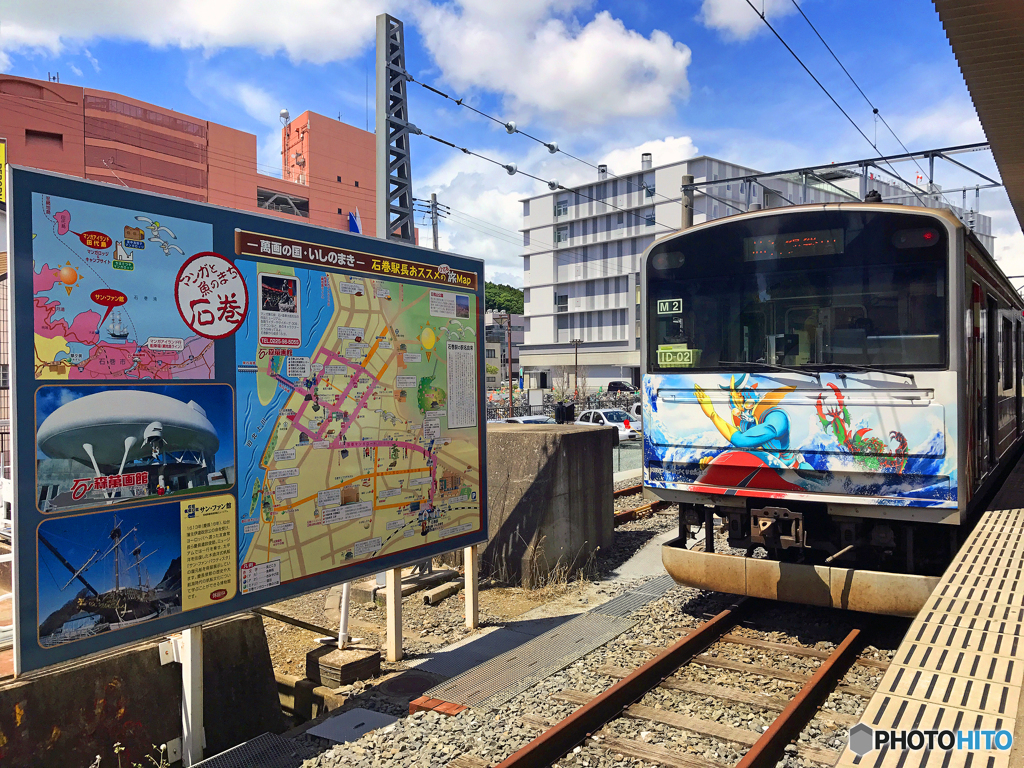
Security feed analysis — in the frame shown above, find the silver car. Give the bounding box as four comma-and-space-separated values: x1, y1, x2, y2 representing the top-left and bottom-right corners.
575, 409, 639, 440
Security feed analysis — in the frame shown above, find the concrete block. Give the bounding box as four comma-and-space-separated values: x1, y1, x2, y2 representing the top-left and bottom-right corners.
746, 558, 831, 607
662, 543, 746, 595
423, 580, 463, 605
830, 568, 938, 617
484, 424, 615, 587
305, 644, 380, 687
0, 613, 284, 768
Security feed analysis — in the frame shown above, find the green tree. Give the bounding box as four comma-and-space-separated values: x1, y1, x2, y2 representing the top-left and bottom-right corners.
484, 282, 524, 314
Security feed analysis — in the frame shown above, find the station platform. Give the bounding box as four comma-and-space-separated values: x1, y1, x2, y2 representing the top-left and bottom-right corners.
837, 456, 1024, 768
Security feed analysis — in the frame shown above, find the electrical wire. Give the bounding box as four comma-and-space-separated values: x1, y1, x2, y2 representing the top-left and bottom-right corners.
742, 0, 930, 208
787, 0, 964, 215
408, 75, 677, 205
415, 128, 677, 233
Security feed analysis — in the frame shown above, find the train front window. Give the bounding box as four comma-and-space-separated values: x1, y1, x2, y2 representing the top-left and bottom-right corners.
647, 210, 949, 372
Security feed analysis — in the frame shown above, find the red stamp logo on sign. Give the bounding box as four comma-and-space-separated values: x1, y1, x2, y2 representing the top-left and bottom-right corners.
175, 252, 249, 340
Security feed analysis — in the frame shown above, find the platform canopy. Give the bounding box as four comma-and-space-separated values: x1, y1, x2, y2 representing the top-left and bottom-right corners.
935, 0, 1024, 228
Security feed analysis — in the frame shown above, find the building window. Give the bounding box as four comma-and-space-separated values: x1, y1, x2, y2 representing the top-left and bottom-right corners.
337, 176, 342, 182
486, 349, 496, 359
555, 293, 568, 312
26, 129, 63, 149
523, 200, 530, 216
523, 230, 530, 246
636, 319, 641, 338
617, 213, 624, 228
636, 284, 641, 304
0, 365, 8, 389
555, 226, 569, 244
645, 212, 655, 226
355, 181, 359, 187
1003, 317, 1014, 387
257, 188, 310, 217
554, 200, 569, 217
338, 208, 344, 215
644, 183, 655, 198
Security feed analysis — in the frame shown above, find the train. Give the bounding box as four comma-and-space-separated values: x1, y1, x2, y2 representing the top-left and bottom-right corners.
641, 201, 1024, 614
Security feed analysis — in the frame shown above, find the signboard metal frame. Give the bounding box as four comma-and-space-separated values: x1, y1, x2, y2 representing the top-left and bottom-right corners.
8, 166, 488, 674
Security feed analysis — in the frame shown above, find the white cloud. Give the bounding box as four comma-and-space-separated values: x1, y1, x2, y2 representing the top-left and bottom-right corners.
411, 2, 691, 126
996, 230, 1024, 285
599, 136, 698, 177
417, 147, 540, 283
0, 1, 388, 66
698, 0, 798, 41
896, 97, 985, 147
69, 63, 83, 77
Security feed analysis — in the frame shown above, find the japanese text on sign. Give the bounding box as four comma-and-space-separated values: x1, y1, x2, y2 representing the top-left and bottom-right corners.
235, 230, 478, 290
175, 252, 249, 339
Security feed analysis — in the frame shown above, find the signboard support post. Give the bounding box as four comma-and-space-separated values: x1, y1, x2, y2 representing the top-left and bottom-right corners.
338, 582, 351, 648
385, 567, 402, 661
464, 544, 479, 629
159, 626, 204, 766
181, 625, 204, 765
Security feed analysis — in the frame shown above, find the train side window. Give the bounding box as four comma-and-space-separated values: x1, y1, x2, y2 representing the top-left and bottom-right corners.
1004, 316, 1014, 389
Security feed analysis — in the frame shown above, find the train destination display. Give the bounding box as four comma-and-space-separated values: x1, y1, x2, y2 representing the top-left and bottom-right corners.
8, 167, 487, 673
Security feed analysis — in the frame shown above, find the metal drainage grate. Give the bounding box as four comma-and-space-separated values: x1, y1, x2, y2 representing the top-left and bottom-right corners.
590, 575, 678, 617
423, 613, 633, 710
193, 732, 307, 768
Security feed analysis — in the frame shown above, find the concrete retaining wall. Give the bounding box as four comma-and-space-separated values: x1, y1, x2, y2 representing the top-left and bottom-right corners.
0, 613, 285, 768
483, 424, 615, 587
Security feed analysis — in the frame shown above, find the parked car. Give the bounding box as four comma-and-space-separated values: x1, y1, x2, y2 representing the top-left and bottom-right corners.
575, 409, 639, 441
505, 415, 557, 424
629, 402, 642, 428
607, 380, 638, 393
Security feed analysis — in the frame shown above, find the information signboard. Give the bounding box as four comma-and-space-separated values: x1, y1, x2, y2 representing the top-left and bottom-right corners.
8, 167, 487, 673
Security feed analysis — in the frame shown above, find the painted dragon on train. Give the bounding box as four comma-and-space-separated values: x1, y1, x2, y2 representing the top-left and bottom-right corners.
816, 383, 909, 473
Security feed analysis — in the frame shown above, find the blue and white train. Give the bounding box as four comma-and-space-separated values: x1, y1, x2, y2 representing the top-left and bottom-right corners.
641, 202, 1024, 613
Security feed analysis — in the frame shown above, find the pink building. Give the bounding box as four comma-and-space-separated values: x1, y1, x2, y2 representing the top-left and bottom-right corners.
0, 74, 377, 234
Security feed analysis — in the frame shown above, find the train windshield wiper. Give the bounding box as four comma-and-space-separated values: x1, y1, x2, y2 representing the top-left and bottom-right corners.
816, 363, 915, 384
718, 360, 821, 384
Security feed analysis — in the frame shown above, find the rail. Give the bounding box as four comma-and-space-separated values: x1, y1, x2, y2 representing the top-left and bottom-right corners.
495, 598, 877, 768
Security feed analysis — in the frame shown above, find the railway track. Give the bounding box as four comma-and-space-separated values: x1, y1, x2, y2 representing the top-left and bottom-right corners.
493, 598, 882, 768
613, 483, 671, 525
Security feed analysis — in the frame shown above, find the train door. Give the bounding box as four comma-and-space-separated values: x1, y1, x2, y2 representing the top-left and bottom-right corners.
987, 295, 999, 466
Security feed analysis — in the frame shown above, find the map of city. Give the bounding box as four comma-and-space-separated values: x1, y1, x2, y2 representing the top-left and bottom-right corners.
235, 261, 482, 590
31, 193, 216, 380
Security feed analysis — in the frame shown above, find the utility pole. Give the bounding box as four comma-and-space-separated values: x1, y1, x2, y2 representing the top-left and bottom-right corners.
430, 193, 439, 250
571, 338, 583, 400
680, 174, 694, 230
504, 313, 514, 414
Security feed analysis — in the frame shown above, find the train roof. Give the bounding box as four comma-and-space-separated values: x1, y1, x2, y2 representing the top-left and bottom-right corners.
646, 202, 1017, 303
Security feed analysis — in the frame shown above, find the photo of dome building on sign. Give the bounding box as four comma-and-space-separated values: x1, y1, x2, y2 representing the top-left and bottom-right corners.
36, 384, 235, 513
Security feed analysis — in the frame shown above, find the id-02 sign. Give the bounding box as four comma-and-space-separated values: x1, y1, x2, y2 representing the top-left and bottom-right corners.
8, 167, 487, 673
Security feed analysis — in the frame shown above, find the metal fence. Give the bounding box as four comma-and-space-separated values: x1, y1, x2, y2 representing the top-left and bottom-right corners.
485, 393, 640, 422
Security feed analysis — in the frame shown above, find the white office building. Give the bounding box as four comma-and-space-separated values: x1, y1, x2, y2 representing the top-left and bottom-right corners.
518, 153, 992, 392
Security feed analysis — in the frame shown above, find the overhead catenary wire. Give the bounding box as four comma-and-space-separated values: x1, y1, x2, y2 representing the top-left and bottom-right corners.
415, 128, 677, 233
408, 74, 678, 206
786, 0, 966, 215
742, 0, 931, 208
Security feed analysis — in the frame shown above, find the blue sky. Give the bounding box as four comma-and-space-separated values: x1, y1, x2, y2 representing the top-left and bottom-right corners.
1, 0, 1017, 285
37, 506, 180, 620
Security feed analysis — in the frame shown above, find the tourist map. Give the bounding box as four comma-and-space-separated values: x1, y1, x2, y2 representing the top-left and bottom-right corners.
31, 193, 216, 380
236, 261, 481, 589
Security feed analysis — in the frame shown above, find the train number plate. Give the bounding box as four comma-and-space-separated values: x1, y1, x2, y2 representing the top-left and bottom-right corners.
657, 298, 682, 314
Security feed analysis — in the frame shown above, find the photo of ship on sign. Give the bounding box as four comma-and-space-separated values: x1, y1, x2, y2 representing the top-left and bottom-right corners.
36, 384, 234, 513
37, 508, 182, 647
